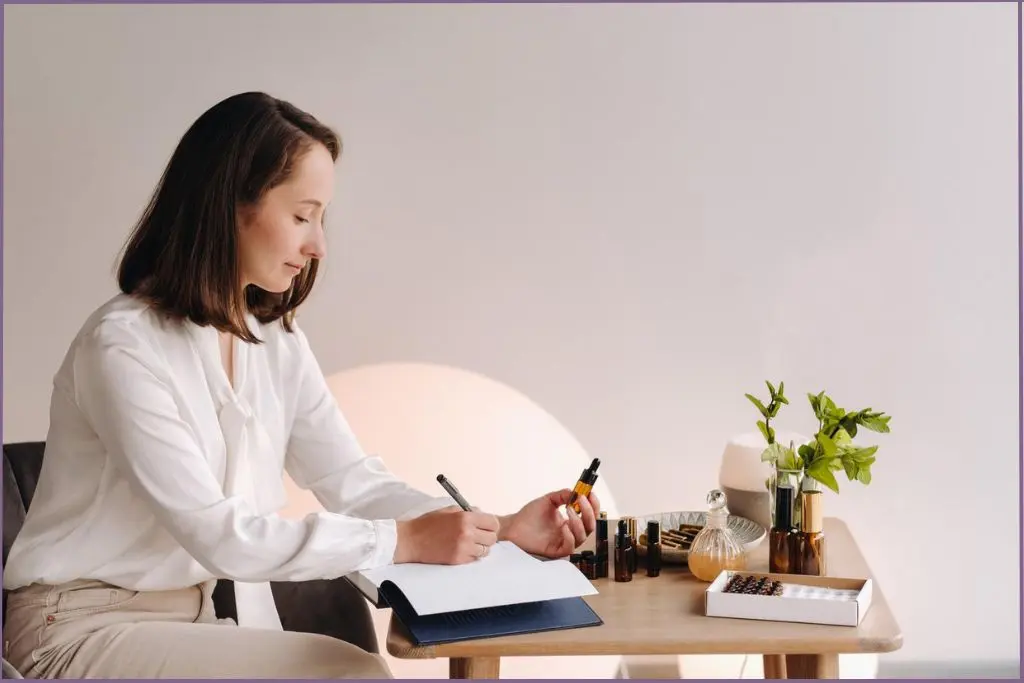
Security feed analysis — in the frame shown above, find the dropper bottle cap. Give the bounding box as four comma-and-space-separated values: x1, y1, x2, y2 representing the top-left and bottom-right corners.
580, 458, 601, 485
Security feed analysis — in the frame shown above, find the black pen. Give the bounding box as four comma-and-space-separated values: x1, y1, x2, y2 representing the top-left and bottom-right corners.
436, 474, 473, 512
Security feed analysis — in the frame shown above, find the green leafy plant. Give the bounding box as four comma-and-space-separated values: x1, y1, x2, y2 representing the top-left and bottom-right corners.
746, 381, 892, 493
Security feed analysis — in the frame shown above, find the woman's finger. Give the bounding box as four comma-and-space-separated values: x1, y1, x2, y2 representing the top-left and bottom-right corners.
565, 505, 587, 546
576, 493, 597, 534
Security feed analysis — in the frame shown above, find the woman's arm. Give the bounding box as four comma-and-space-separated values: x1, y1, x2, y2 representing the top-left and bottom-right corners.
73, 320, 402, 582
281, 326, 454, 522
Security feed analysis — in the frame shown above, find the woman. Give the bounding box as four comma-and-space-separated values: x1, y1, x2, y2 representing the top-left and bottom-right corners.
3, 92, 600, 679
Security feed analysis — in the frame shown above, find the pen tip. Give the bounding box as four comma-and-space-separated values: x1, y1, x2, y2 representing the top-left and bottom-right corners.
436, 474, 444, 482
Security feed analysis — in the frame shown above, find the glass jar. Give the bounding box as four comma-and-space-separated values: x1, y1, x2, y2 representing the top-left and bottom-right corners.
769, 463, 805, 530
687, 489, 747, 582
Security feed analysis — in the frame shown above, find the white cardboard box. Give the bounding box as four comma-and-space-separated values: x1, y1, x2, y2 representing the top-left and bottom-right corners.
705, 570, 873, 627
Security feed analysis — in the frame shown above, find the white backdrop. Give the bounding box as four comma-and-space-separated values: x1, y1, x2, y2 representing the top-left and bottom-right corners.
3, 2, 1019, 670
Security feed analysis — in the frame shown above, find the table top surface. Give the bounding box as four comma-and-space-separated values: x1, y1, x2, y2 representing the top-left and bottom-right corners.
387, 516, 903, 659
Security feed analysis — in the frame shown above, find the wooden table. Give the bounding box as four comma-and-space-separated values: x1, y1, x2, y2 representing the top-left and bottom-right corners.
387, 517, 902, 679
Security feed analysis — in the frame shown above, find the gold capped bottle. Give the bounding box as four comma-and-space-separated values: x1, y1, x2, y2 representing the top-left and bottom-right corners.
687, 489, 747, 582
796, 489, 827, 576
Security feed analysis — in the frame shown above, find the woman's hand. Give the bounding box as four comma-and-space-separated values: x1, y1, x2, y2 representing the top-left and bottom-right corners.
394, 507, 500, 565
497, 489, 601, 559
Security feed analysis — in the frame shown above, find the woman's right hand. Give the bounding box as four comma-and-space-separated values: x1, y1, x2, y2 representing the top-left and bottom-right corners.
394, 508, 500, 565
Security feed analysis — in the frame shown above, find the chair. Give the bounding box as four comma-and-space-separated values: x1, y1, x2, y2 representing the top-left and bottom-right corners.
2, 441, 380, 678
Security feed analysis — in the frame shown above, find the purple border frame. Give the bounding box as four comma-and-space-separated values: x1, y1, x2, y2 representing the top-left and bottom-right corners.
0, 1, 1020, 681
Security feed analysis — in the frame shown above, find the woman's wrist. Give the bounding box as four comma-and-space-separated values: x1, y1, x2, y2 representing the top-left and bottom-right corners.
496, 513, 514, 542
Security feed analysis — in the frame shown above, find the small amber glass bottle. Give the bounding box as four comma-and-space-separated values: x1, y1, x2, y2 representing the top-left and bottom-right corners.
646, 520, 662, 577
567, 458, 600, 514
796, 490, 827, 576
614, 519, 633, 582
624, 516, 638, 573
595, 512, 609, 578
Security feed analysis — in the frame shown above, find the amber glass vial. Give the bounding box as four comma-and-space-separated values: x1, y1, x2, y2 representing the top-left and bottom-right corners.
797, 490, 827, 576
595, 512, 609, 578
567, 458, 600, 514
614, 519, 633, 582
646, 520, 662, 577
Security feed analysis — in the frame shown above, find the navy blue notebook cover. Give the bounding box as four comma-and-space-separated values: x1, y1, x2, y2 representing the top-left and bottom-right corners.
379, 580, 603, 646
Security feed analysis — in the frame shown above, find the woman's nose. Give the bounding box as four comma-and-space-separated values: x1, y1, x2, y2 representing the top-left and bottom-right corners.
303, 227, 327, 260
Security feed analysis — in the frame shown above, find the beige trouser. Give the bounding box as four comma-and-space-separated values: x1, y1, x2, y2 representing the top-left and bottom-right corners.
3, 579, 392, 679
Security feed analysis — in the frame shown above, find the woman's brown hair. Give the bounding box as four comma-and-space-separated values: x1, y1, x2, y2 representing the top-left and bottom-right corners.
117, 91, 341, 343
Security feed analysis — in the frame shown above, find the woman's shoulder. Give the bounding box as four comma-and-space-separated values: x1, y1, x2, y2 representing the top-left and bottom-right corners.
74, 293, 182, 349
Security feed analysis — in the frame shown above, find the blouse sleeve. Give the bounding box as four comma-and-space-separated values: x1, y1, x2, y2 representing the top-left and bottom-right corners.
73, 320, 409, 581
281, 325, 455, 538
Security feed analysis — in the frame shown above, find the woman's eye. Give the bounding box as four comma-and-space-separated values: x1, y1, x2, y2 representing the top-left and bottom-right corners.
295, 216, 310, 224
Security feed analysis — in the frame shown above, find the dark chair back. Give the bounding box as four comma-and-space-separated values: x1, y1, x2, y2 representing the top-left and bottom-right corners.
2, 441, 379, 653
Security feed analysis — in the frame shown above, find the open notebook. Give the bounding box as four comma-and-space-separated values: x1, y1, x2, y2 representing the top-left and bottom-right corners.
345, 542, 603, 644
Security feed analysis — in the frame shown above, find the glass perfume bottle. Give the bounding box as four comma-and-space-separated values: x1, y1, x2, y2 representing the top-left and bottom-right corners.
687, 489, 747, 582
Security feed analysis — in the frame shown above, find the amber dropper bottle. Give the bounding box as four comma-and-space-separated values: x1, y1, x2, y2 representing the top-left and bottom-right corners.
567, 458, 600, 514
624, 516, 638, 573
614, 519, 633, 582
646, 520, 662, 577
769, 483, 797, 573
595, 512, 609, 578
797, 490, 827, 576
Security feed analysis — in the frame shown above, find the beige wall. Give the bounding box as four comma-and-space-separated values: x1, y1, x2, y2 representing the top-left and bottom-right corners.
4, 2, 1018, 670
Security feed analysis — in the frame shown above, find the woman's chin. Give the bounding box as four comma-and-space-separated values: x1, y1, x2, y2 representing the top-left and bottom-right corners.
251, 277, 293, 294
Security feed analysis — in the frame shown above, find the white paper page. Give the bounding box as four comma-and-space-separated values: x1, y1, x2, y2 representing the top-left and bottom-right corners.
356, 542, 597, 616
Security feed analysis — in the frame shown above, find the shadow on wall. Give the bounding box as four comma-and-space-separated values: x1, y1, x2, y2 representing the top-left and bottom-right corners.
281, 361, 622, 679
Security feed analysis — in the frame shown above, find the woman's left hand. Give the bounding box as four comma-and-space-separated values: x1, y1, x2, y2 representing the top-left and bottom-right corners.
498, 489, 601, 559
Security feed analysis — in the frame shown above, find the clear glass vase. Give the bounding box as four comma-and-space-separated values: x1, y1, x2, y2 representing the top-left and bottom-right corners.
768, 464, 804, 530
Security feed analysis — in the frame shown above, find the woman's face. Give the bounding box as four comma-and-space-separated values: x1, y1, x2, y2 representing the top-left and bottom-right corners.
238, 142, 335, 293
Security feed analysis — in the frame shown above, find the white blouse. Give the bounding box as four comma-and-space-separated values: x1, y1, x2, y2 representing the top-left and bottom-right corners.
3, 294, 452, 627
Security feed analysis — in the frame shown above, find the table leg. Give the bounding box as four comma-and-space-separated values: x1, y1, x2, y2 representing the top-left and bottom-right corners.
763, 654, 787, 679
784, 654, 839, 679
449, 657, 501, 679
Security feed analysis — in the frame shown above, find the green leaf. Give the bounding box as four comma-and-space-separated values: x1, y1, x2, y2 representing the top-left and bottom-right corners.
766, 381, 777, 398
769, 401, 781, 417
767, 425, 776, 443
745, 393, 769, 417
776, 395, 789, 405
857, 468, 872, 485
807, 459, 840, 493
848, 445, 878, 463
762, 442, 800, 470
778, 381, 785, 397
833, 428, 854, 450
757, 420, 770, 443
843, 459, 858, 481
797, 444, 816, 467
822, 394, 838, 414
808, 392, 821, 418
816, 432, 837, 458
860, 413, 891, 433
760, 442, 788, 464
